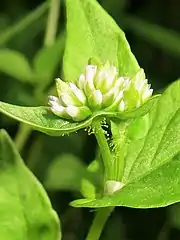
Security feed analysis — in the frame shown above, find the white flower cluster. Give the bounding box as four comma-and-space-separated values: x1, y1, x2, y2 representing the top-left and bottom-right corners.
49, 62, 153, 121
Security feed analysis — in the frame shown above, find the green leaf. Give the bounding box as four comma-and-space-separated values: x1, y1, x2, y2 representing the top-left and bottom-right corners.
81, 160, 103, 199
44, 154, 90, 191
0, 129, 61, 239
72, 154, 180, 208
34, 33, 65, 86
126, 114, 150, 140
0, 49, 34, 82
71, 80, 180, 208
0, 96, 158, 136
63, 0, 139, 82
123, 15, 180, 57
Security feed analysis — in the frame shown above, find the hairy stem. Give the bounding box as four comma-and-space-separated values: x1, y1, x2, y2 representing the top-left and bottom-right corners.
86, 207, 114, 240
111, 120, 128, 181
93, 120, 112, 180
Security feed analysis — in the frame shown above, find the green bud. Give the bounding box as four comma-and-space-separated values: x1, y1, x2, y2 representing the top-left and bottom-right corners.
88, 90, 103, 110
49, 64, 153, 122
66, 106, 92, 121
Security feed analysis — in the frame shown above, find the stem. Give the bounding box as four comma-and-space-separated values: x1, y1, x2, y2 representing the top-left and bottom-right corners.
15, 124, 32, 152
93, 120, 112, 180
14, 0, 61, 152
86, 207, 114, 240
44, 0, 61, 46
27, 135, 43, 169
0, 2, 49, 45
111, 121, 128, 181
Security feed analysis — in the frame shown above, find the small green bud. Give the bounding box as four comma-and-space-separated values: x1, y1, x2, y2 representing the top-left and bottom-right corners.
88, 90, 103, 110
104, 180, 125, 195
66, 106, 91, 121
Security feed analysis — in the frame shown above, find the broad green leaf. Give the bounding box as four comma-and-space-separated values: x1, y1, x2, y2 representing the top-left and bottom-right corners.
123, 15, 180, 57
63, 0, 139, 82
44, 154, 90, 191
126, 114, 150, 140
72, 154, 180, 208
34, 33, 65, 86
0, 129, 61, 239
0, 49, 34, 82
0, 96, 158, 136
71, 80, 180, 208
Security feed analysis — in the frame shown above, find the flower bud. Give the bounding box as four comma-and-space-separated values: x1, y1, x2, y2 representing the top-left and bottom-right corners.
95, 62, 117, 93
49, 63, 153, 122
66, 106, 91, 121
48, 96, 70, 119
88, 90, 103, 110
104, 180, 124, 195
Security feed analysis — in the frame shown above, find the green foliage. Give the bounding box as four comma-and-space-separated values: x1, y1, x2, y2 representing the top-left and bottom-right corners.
44, 154, 92, 191
0, 0, 180, 238
63, 0, 139, 82
0, 130, 61, 239
0, 96, 158, 135
34, 33, 65, 86
0, 49, 34, 82
71, 80, 180, 208
123, 15, 180, 57
0, 2, 49, 45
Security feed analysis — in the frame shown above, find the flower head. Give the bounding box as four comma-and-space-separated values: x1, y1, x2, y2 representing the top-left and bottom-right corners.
49, 62, 153, 121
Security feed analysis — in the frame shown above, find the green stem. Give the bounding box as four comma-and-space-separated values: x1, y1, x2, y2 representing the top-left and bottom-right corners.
14, 0, 60, 152
111, 121, 128, 181
93, 120, 112, 180
44, 0, 61, 46
27, 135, 43, 169
0, 2, 49, 45
14, 124, 32, 152
86, 207, 114, 240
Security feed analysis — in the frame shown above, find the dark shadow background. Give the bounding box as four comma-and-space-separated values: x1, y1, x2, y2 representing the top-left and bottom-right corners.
0, 0, 180, 239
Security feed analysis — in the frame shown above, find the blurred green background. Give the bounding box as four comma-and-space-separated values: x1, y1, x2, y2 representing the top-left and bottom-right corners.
0, 0, 180, 239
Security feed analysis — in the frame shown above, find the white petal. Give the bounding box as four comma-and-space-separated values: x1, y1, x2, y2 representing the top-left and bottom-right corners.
135, 78, 148, 92
105, 66, 117, 87
117, 90, 124, 101
135, 80, 144, 92
124, 79, 131, 90
69, 83, 86, 103
119, 100, 125, 112
93, 90, 103, 105
105, 180, 124, 195
85, 65, 97, 89
142, 88, 153, 101
51, 105, 65, 113
48, 95, 62, 107
51, 104, 69, 118
116, 77, 125, 87
48, 95, 59, 102
66, 105, 79, 118
78, 74, 86, 89
61, 93, 75, 106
